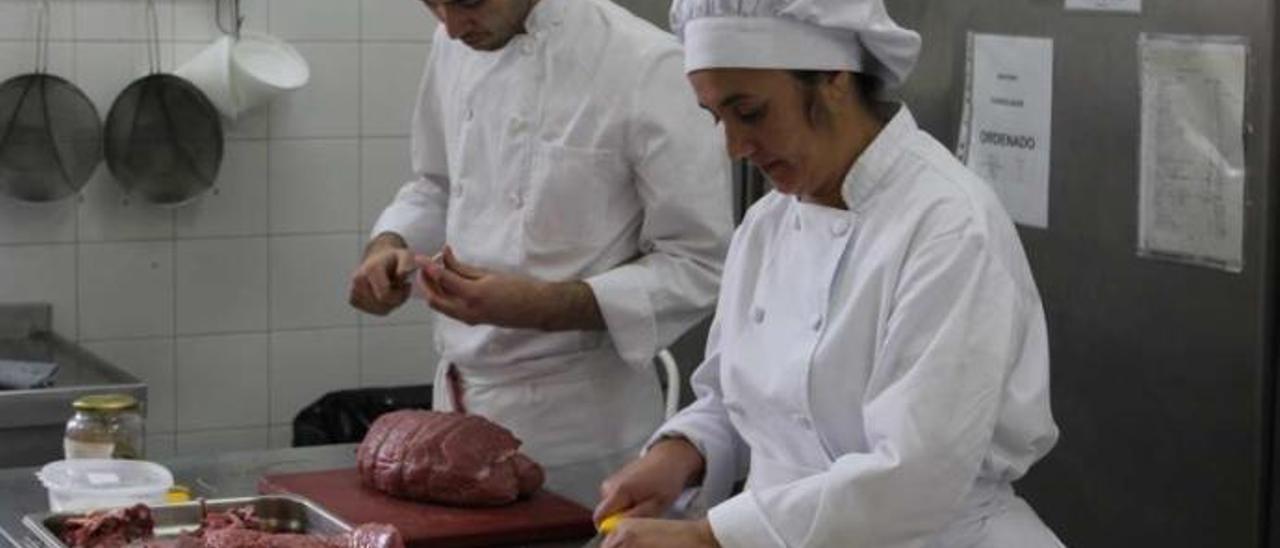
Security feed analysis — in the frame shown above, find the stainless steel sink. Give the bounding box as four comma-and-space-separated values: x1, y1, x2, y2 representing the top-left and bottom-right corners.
0, 304, 146, 467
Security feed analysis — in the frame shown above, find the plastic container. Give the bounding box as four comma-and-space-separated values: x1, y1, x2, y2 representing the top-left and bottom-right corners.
36, 459, 173, 512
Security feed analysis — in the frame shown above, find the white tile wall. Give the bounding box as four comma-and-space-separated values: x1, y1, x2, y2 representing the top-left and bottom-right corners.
175, 141, 270, 238
172, 0, 268, 42
0, 40, 74, 78
175, 237, 268, 335
268, 140, 359, 234
360, 43, 426, 136
76, 172, 176, 242
0, 0, 75, 40
269, 327, 358, 424
268, 425, 293, 449
360, 0, 436, 42
0, 244, 77, 337
0, 0, 439, 455
74, 41, 173, 115
146, 434, 177, 459
78, 241, 174, 340
267, 43, 359, 139
359, 138, 410, 235
0, 197, 77, 246
360, 324, 437, 387
270, 234, 360, 329
82, 338, 176, 433
176, 427, 268, 456
74, 0, 175, 42
176, 333, 268, 430
269, 0, 359, 42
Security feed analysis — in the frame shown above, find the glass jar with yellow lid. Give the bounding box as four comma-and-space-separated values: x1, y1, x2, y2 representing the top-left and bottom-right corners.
64, 394, 144, 460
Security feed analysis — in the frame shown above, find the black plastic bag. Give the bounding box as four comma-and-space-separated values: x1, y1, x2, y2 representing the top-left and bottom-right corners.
292, 385, 432, 447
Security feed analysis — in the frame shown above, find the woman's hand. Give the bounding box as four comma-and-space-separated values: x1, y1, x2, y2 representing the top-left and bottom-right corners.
602, 518, 719, 548
595, 437, 706, 522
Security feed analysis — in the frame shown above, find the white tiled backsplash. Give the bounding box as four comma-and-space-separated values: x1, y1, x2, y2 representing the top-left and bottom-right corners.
0, 0, 440, 455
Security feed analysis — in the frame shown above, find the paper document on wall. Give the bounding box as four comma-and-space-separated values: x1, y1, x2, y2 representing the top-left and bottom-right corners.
1138, 34, 1247, 272
1065, 0, 1140, 13
958, 33, 1055, 228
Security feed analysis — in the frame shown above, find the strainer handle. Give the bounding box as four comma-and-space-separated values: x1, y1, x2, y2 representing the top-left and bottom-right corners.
216, 0, 244, 40
33, 0, 51, 73
144, 0, 162, 73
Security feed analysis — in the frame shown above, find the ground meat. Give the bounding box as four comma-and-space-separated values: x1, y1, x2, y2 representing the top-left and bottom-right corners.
193, 523, 402, 548
196, 504, 261, 532
200, 528, 341, 548
58, 503, 154, 548
61, 504, 402, 548
356, 410, 545, 506
189, 507, 402, 548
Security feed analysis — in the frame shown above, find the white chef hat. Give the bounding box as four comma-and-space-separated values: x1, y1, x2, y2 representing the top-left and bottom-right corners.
670, 0, 922, 89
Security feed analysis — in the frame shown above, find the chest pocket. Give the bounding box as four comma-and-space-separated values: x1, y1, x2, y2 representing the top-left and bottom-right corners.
522, 142, 628, 250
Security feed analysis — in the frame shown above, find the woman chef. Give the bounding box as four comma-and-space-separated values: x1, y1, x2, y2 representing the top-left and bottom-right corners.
593, 0, 1063, 546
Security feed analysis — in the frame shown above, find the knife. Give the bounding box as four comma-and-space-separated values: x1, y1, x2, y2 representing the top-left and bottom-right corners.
582, 514, 622, 547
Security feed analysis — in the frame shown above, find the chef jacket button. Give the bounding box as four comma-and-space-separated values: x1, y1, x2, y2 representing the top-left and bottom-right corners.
793, 414, 812, 429
811, 314, 823, 331
511, 117, 527, 134
510, 192, 524, 208
752, 307, 765, 324
521, 41, 535, 55
831, 219, 850, 237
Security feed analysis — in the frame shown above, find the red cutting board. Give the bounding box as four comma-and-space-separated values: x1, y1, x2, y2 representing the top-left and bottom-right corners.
258, 468, 596, 548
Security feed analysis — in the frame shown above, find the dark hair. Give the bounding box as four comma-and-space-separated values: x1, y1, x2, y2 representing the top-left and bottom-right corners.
789, 71, 881, 128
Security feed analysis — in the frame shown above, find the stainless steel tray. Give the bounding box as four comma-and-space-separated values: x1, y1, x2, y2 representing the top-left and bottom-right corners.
22, 495, 351, 547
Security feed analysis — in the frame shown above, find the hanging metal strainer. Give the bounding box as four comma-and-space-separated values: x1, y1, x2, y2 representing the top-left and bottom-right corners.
0, 0, 103, 203
104, 0, 223, 206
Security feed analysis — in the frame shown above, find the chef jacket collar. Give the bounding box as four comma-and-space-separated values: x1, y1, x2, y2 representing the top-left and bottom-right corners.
524, 0, 567, 35
841, 103, 913, 212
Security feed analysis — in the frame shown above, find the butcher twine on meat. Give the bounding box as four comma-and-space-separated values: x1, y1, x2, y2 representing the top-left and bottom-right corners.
357, 410, 545, 506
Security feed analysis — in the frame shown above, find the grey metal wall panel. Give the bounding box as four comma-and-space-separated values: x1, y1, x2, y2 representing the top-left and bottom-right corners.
884, 1, 1276, 546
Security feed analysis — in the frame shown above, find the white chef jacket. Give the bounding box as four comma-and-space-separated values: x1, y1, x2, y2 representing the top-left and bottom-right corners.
371, 0, 733, 467
655, 106, 1061, 547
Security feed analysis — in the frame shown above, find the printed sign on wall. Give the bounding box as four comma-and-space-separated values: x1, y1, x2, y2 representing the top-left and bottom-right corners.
958, 33, 1055, 228
1137, 34, 1248, 272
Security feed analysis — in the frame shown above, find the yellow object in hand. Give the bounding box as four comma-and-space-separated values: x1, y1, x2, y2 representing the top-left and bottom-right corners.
598, 514, 623, 535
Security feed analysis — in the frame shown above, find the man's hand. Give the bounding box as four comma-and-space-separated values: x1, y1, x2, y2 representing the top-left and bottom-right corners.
595, 437, 706, 523
602, 518, 719, 548
416, 246, 605, 331
349, 232, 417, 316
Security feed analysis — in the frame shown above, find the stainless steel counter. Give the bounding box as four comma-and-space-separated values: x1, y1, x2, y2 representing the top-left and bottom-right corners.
0, 444, 608, 548
0, 304, 146, 468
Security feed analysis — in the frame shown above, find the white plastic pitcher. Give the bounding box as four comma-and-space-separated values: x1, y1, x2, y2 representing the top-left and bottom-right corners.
175, 31, 309, 120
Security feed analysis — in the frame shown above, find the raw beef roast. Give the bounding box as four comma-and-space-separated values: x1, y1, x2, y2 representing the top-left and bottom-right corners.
357, 410, 545, 506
